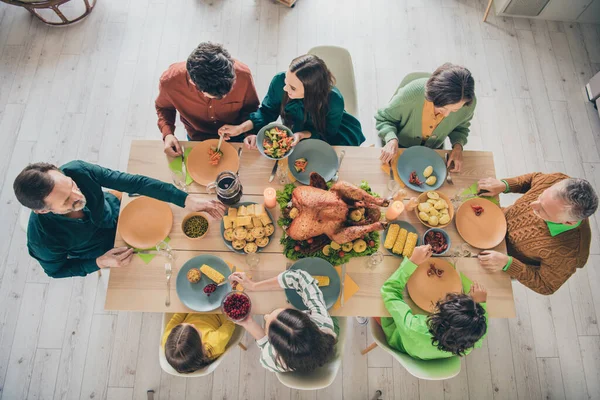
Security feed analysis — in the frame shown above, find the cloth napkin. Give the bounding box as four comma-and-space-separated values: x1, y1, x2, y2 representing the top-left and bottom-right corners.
332, 266, 360, 310
168, 147, 194, 185
135, 237, 171, 264
278, 159, 297, 183
379, 152, 405, 188
461, 182, 500, 206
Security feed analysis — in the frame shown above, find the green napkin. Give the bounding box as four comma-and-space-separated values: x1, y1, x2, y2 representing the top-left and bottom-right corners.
168, 147, 193, 185
461, 182, 499, 206
136, 237, 171, 264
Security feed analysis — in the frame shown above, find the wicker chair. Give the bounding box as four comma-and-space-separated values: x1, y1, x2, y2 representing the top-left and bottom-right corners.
0, 0, 96, 26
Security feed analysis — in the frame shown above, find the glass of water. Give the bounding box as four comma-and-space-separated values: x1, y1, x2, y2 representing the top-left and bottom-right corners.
366, 251, 384, 268
246, 253, 260, 268
170, 169, 188, 192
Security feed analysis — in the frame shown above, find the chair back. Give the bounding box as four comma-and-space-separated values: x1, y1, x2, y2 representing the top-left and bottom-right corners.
308, 46, 359, 118
276, 317, 347, 390
369, 318, 461, 380
394, 72, 431, 99
158, 313, 245, 377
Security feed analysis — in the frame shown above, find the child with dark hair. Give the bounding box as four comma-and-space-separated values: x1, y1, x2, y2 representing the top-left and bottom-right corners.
162, 314, 235, 374
381, 245, 488, 359
228, 270, 337, 372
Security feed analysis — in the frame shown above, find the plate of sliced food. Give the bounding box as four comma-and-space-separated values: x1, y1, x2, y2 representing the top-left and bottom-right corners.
221, 202, 276, 254
186, 139, 240, 186
414, 191, 454, 229
396, 146, 447, 192
257, 123, 295, 160
455, 197, 507, 249
285, 257, 341, 310
176, 255, 232, 312
382, 221, 421, 258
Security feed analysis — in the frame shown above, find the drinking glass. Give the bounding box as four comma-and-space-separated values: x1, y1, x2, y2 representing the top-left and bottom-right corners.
246, 253, 260, 268
366, 251, 384, 268
277, 162, 290, 185
156, 241, 175, 260
170, 170, 188, 193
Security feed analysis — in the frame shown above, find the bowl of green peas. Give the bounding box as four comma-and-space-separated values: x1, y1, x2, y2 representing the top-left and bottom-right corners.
181, 212, 210, 240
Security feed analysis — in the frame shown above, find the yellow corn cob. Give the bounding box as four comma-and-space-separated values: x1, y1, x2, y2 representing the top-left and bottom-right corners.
200, 264, 225, 284
392, 229, 408, 255
313, 275, 330, 287
384, 224, 400, 249
402, 232, 418, 258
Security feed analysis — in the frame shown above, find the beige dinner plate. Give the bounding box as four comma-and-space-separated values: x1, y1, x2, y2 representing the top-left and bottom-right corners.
186, 139, 240, 186
406, 258, 462, 313
455, 197, 507, 249
118, 197, 173, 249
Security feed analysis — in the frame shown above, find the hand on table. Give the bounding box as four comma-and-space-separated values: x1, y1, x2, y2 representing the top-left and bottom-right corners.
469, 281, 488, 303
164, 134, 182, 157
447, 144, 463, 172
229, 272, 256, 291
244, 135, 257, 150
380, 139, 398, 164
478, 250, 509, 272
409, 245, 433, 265
97, 247, 134, 269
218, 124, 244, 140
477, 178, 506, 197
184, 197, 226, 219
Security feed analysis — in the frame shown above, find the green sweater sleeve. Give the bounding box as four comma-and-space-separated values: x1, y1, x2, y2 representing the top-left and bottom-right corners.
375, 101, 402, 144
28, 241, 100, 278
381, 257, 421, 328
249, 73, 284, 133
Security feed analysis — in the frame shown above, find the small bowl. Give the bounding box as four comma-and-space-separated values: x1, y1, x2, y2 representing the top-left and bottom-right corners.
221, 291, 252, 322
423, 228, 451, 256
181, 212, 210, 240
414, 191, 455, 229
256, 122, 295, 160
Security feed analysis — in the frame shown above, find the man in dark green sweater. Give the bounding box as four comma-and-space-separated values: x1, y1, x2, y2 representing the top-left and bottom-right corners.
13, 160, 225, 279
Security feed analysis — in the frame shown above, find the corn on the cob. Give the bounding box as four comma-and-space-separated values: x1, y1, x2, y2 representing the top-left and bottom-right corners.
313, 275, 330, 287
402, 232, 418, 258
392, 229, 408, 255
384, 224, 400, 249
200, 264, 225, 284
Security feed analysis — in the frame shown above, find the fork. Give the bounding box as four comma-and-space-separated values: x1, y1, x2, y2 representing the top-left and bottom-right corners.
332, 150, 346, 182
165, 262, 172, 307
445, 153, 454, 185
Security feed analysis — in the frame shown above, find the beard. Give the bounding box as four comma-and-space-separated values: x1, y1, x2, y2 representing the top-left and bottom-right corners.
54, 197, 87, 215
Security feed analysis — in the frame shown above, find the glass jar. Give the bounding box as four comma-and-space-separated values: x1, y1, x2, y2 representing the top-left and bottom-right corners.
207, 171, 243, 205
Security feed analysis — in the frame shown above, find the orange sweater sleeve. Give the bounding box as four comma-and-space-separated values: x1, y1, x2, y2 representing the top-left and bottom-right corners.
155, 77, 177, 139
502, 173, 542, 194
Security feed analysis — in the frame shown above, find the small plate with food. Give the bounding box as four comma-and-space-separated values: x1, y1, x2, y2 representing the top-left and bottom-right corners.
221, 202, 276, 254
176, 255, 232, 312
288, 139, 338, 185
396, 146, 447, 192
285, 257, 341, 310
406, 258, 462, 313
257, 123, 295, 160
186, 139, 240, 186
382, 220, 421, 258
423, 228, 450, 256
415, 191, 454, 229
455, 197, 507, 249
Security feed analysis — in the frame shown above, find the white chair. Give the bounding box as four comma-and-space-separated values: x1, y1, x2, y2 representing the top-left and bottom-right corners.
159, 313, 246, 377
276, 317, 347, 390
308, 46, 359, 118
365, 318, 461, 380
19, 206, 30, 233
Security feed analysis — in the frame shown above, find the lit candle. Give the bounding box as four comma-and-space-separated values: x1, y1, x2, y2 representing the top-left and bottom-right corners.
385, 201, 404, 220
264, 187, 277, 209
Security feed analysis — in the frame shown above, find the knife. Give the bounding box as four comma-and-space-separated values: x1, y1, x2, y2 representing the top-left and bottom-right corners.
268, 160, 279, 183
388, 161, 395, 181
340, 263, 346, 307
180, 144, 187, 181
236, 147, 243, 175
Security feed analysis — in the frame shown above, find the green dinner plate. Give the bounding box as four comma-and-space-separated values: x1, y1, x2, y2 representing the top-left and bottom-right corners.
220, 202, 275, 254
288, 139, 339, 185
396, 146, 447, 192
381, 220, 421, 258
176, 255, 232, 312
285, 257, 341, 310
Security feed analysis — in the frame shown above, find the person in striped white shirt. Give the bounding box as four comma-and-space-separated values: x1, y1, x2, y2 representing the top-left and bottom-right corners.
228, 269, 337, 373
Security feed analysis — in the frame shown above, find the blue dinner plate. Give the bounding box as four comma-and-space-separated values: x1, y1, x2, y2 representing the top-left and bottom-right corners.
220, 201, 275, 254
285, 257, 341, 310
288, 139, 339, 185
176, 255, 232, 312
382, 220, 422, 258
396, 146, 447, 192
256, 122, 295, 160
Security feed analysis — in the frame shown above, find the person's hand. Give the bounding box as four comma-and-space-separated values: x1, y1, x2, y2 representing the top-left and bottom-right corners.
380, 139, 399, 164
228, 272, 256, 291
447, 144, 463, 172
478, 250, 509, 272
184, 197, 226, 219
291, 133, 303, 147
409, 245, 433, 265
218, 124, 244, 140
469, 281, 487, 303
164, 134, 182, 157
244, 135, 257, 150
477, 178, 506, 197
97, 247, 134, 269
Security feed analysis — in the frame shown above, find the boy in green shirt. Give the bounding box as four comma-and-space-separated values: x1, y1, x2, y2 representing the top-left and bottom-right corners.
381, 245, 488, 360
13, 160, 226, 279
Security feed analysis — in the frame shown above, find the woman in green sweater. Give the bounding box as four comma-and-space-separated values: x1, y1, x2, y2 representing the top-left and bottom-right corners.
376, 63, 476, 172
219, 54, 365, 147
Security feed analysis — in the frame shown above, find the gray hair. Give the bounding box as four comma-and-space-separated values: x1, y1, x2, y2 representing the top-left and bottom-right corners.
556, 178, 598, 220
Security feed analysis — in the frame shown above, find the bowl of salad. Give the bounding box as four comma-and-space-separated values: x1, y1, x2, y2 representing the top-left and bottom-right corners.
256, 123, 295, 160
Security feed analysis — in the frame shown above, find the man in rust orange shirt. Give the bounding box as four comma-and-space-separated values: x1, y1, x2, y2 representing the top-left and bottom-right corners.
155, 42, 260, 156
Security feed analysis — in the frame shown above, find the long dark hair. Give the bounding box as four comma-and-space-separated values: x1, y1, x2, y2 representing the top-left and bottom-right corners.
281, 54, 335, 136
268, 309, 336, 372
427, 293, 487, 356
165, 324, 212, 373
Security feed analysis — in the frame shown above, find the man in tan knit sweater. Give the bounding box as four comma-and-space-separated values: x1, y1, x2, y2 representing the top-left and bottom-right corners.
476, 173, 597, 295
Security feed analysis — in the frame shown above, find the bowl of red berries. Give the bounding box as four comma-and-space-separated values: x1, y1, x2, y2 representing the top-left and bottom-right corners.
221, 291, 252, 322
423, 228, 451, 256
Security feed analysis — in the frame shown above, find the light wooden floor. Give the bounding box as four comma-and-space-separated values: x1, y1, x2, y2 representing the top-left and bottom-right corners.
1, 0, 600, 399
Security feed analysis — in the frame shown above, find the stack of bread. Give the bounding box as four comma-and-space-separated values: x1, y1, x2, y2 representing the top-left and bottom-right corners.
223, 204, 275, 253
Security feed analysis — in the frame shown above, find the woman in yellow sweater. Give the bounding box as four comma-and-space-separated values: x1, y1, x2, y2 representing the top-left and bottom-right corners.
162, 313, 235, 373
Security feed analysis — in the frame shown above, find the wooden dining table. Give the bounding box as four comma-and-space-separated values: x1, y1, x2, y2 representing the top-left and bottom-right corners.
106, 140, 515, 318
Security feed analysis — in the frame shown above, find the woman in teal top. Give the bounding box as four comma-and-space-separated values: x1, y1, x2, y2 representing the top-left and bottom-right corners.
381, 245, 488, 360
219, 54, 365, 147
376, 63, 476, 172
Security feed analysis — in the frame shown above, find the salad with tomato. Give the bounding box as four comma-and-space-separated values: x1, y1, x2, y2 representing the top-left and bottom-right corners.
262, 127, 294, 159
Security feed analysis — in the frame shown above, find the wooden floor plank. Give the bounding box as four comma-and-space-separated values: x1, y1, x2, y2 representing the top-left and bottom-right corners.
537, 357, 567, 400
25, 348, 61, 400
132, 313, 164, 400
108, 312, 143, 388
579, 335, 600, 399
37, 278, 74, 349
368, 368, 394, 400
486, 319, 518, 400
